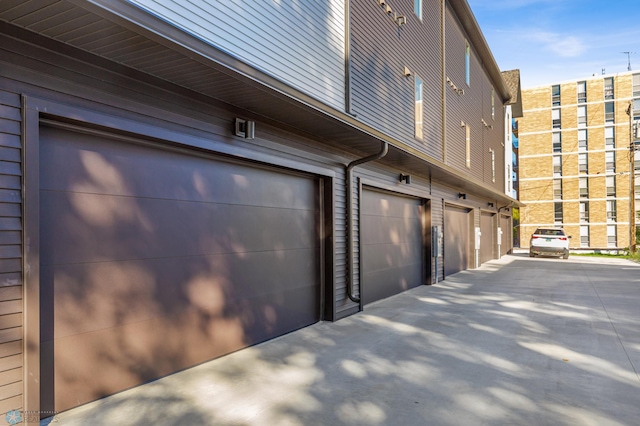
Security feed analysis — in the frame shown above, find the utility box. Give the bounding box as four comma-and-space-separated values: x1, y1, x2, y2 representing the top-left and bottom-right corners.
432, 225, 443, 257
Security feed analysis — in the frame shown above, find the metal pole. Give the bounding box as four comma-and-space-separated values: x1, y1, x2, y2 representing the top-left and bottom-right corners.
629, 102, 636, 253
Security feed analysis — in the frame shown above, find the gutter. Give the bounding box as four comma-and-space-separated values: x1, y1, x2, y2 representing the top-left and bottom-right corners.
345, 142, 389, 304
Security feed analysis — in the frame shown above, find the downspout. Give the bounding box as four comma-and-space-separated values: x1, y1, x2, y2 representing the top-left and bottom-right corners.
345, 141, 389, 304
441, 0, 447, 164
344, 0, 352, 114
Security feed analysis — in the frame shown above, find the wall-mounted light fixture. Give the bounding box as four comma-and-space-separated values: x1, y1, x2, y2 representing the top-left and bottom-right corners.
395, 15, 406, 26
399, 173, 411, 184
458, 193, 467, 199
234, 118, 255, 139
378, 0, 386, 5
488, 202, 494, 208
460, 120, 466, 128
385, 4, 392, 14
403, 66, 412, 77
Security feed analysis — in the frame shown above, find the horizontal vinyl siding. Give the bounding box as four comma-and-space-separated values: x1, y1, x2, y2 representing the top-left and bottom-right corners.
350, 0, 442, 158
128, 0, 346, 110
0, 89, 22, 413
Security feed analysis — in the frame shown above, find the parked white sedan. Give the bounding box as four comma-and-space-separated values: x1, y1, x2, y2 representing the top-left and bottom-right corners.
529, 228, 571, 259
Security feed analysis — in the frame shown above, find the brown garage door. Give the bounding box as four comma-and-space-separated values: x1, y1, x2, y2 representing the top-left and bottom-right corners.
39, 125, 320, 413
361, 189, 424, 305
480, 212, 495, 264
444, 205, 471, 276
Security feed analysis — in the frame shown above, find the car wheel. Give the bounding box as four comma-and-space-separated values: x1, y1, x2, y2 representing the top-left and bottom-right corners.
563, 252, 569, 259
529, 251, 535, 257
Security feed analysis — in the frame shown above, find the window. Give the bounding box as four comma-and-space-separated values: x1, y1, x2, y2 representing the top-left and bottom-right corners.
554, 202, 563, 224
551, 84, 561, 106
414, 0, 422, 19
579, 177, 588, 198
604, 77, 614, 99
578, 130, 587, 151
633, 73, 640, 97
580, 201, 589, 223
577, 105, 587, 127
465, 41, 470, 86
605, 102, 614, 123
578, 153, 588, 174
553, 179, 562, 199
607, 200, 617, 222
606, 176, 616, 197
577, 81, 586, 103
491, 88, 495, 120
552, 108, 561, 129
553, 132, 562, 152
605, 127, 615, 149
605, 151, 615, 173
553, 155, 562, 176
580, 225, 589, 247
465, 124, 471, 168
490, 148, 495, 182
415, 75, 423, 140
607, 225, 617, 247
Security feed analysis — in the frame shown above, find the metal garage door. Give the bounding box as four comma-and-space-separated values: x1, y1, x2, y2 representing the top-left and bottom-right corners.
444, 205, 471, 276
361, 189, 424, 305
39, 125, 321, 413
480, 212, 495, 264
500, 214, 511, 256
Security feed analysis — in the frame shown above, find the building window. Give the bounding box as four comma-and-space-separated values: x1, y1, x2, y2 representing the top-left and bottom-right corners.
579, 177, 588, 198
580, 201, 589, 223
414, 0, 422, 19
465, 41, 470, 86
578, 153, 588, 174
491, 88, 495, 120
415, 75, 423, 140
552, 108, 561, 129
490, 148, 495, 182
465, 125, 471, 168
606, 200, 617, 222
551, 84, 560, 106
580, 225, 589, 247
577, 105, 587, 128
553, 178, 562, 199
604, 77, 614, 99
578, 130, 588, 151
552, 132, 562, 152
605, 127, 615, 149
606, 175, 616, 197
553, 155, 562, 176
607, 225, 617, 247
577, 81, 586, 103
554, 202, 563, 224
605, 102, 614, 123
633, 74, 640, 97
605, 151, 615, 173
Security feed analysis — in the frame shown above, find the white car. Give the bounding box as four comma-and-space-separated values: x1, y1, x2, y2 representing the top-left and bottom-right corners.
529, 228, 571, 259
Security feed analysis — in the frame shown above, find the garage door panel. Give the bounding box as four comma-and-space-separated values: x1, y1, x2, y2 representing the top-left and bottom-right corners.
40, 127, 315, 210
444, 206, 470, 276
361, 190, 423, 305
41, 191, 315, 265
39, 126, 321, 413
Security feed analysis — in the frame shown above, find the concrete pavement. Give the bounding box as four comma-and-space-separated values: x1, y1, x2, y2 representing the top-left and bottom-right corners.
45, 254, 640, 426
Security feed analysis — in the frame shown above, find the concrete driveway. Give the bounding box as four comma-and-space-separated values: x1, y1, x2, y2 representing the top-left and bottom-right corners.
47, 254, 640, 426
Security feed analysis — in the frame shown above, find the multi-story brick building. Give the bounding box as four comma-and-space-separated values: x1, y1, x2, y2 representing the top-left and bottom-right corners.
519, 72, 640, 250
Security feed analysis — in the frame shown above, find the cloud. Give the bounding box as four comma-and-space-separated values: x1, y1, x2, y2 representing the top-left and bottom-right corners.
530, 31, 587, 58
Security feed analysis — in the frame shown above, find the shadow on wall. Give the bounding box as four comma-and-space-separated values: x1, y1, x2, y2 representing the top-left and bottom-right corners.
39, 125, 320, 413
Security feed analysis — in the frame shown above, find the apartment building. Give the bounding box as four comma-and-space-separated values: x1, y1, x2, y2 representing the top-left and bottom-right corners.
519, 71, 640, 250
0, 0, 520, 417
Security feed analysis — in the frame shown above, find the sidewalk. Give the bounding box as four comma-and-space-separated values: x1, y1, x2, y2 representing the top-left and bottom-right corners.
46, 254, 640, 426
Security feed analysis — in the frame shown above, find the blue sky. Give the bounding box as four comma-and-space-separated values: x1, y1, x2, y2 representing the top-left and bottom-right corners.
468, 0, 640, 88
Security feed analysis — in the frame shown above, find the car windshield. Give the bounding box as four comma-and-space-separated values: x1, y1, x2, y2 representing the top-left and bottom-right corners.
534, 229, 565, 236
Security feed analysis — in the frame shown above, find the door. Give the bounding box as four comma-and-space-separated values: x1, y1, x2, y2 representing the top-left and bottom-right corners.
39, 124, 321, 413
444, 205, 471, 276
480, 212, 495, 264
361, 189, 424, 305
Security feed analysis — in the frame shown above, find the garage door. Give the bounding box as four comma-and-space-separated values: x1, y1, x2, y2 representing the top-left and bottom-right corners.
480, 212, 495, 264
39, 125, 320, 413
361, 189, 424, 305
500, 215, 511, 256
444, 205, 470, 276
